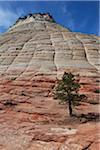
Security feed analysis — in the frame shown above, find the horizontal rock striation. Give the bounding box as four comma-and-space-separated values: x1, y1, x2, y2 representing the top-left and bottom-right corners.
0, 13, 99, 149
0, 13, 99, 99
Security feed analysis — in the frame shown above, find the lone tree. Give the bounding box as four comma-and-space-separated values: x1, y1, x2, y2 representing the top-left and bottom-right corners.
54, 72, 86, 117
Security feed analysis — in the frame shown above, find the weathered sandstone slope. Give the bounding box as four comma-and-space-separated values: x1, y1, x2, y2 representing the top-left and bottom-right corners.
0, 13, 99, 150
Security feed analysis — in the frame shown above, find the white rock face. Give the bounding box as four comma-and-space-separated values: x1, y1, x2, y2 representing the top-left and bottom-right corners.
50, 128, 77, 135
0, 13, 99, 80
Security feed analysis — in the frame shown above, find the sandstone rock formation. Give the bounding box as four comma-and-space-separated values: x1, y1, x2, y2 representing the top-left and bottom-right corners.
0, 13, 99, 150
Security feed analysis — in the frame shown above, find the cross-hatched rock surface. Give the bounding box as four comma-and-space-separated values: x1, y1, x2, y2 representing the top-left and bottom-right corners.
0, 13, 99, 150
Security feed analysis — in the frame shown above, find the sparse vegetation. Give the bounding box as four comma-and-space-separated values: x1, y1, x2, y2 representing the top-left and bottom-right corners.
77, 112, 99, 123
54, 72, 86, 117
94, 89, 100, 93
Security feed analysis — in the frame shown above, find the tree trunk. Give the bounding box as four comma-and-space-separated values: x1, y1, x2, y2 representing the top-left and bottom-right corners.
68, 99, 72, 117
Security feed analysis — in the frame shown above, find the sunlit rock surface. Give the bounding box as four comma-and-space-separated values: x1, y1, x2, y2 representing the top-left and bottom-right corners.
0, 13, 99, 150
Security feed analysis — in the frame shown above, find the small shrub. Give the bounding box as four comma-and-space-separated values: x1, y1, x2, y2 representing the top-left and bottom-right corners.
94, 89, 100, 93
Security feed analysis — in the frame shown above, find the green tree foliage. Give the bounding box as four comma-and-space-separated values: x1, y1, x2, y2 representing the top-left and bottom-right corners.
54, 72, 86, 116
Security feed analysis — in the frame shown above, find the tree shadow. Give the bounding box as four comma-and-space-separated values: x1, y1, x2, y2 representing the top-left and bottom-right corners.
72, 112, 99, 123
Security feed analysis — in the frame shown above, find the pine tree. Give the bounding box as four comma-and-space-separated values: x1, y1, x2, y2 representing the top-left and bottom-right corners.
54, 72, 86, 117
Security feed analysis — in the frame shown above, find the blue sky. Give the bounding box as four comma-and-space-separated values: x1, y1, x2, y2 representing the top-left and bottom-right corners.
0, 1, 99, 35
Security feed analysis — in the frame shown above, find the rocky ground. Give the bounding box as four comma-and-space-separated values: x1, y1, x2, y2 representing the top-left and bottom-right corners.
0, 13, 99, 149
0, 76, 99, 150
